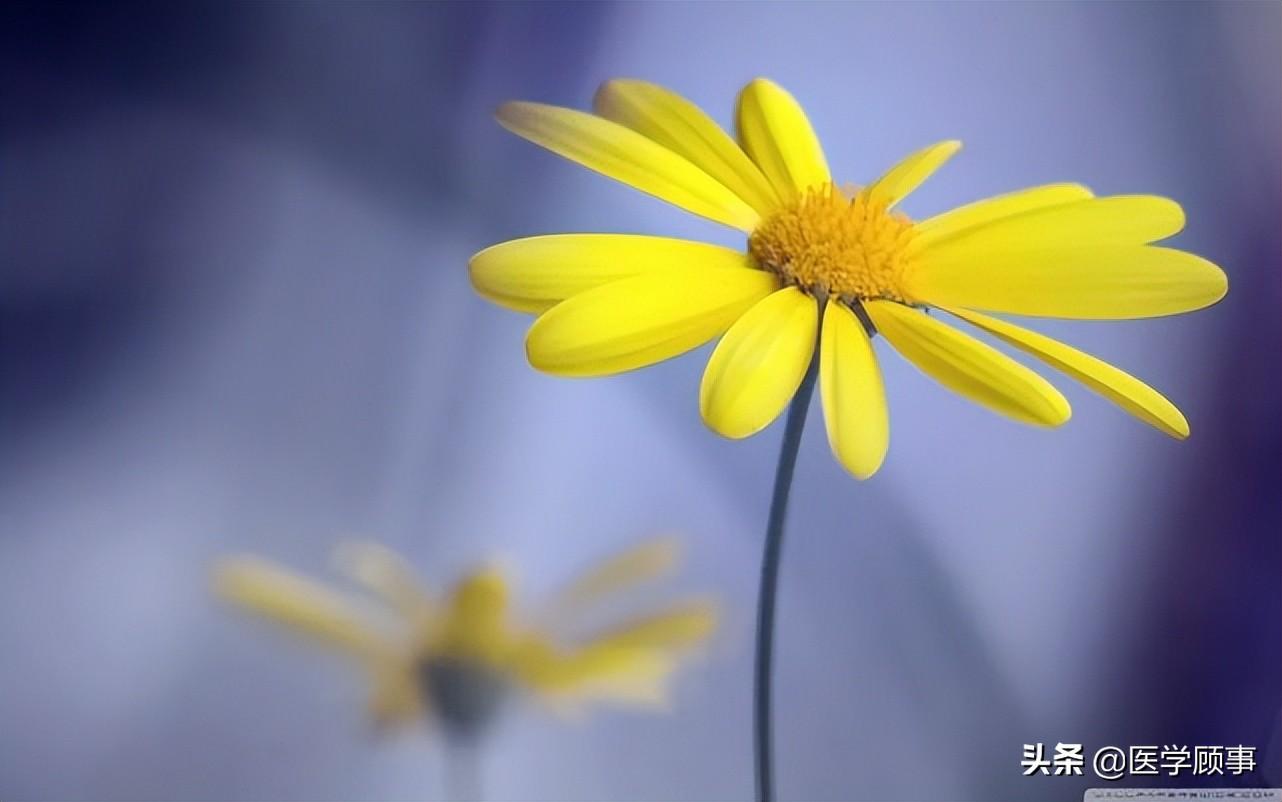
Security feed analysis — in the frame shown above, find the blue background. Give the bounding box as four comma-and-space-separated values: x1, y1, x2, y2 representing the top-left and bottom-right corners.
2, 2, 1279, 800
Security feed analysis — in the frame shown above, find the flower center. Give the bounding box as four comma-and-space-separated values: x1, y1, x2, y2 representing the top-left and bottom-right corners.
748, 183, 918, 303
419, 656, 509, 741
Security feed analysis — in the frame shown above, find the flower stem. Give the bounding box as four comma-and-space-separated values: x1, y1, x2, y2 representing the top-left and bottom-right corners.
444, 737, 482, 802
755, 339, 822, 802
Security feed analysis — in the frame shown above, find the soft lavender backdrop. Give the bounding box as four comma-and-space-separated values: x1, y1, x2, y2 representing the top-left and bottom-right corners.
2, 3, 1279, 800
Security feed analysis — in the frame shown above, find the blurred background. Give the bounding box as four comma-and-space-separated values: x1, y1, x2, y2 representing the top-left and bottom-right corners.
2, 2, 1279, 800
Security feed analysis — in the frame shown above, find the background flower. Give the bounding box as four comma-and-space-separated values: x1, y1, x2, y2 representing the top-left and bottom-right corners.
214, 539, 716, 737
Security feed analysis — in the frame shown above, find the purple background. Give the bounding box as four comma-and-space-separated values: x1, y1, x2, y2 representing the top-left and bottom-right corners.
2, 3, 1279, 800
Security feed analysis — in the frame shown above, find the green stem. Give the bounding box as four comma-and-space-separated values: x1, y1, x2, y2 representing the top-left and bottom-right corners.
754, 338, 822, 802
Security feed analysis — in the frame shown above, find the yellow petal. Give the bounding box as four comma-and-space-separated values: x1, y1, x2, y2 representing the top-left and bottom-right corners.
469, 235, 752, 314
512, 638, 675, 708
547, 537, 679, 617
699, 286, 819, 439
735, 78, 830, 198
819, 301, 889, 479
916, 196, 1185, 257
942, 307, 1190, 438
865, 140, 962, 209
911, 183, 1094, 250
510, 600, 715, 708
583, 601, 718, 652
331, 541, 433, 626
565, 670, 671, 709
496, 101, 760, 231
905, 245, 1228, 319
594, 79, 780, 215
437, 567, 512, 661
526, 266, 780, 377
213, 556, 391, 660
864, 300, 1071, 426
368, 664, 426, 731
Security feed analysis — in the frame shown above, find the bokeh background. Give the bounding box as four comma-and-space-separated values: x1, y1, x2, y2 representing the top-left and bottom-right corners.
2, 2, 1279, 800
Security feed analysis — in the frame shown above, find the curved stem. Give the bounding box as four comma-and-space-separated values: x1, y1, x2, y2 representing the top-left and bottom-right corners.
754, 340, 822, 802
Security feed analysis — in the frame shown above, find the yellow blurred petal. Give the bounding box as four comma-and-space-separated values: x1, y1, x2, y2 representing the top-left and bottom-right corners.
905, 245, 1228, 320
594, 79, 780, 215
916, 196, 1185, 257
331, 541, 433, 626
864, 300, 1071, 426
437, 567, 512, 661
548, 537, 680, 617
866, 140, 962, 209
513, 639, 676, 708
583, 600, 718, 652
368, 664, 426, 731
819, 301, 889, 479
574, 679, 671, 710
496, 101, 760, 231
735, 78, 830, 198
526, 267, 780, 377
699, 286, 819, 439
469, 234, 752, 314
943, 307, 1190, 438
213, 556, 390, 660
911, 183, 1094, 250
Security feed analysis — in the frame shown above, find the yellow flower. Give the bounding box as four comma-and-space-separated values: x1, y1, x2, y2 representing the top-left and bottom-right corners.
213, 539, 716, 738
470, 78, 1227, 479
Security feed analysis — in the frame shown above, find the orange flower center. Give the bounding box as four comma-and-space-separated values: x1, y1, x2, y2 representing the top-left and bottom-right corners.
749, 183, 918, 302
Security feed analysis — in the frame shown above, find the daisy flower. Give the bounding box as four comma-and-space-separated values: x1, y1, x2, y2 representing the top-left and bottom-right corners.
470, 78, 1227, 801
470, 78, 1227, 479
213, 538, 715, 740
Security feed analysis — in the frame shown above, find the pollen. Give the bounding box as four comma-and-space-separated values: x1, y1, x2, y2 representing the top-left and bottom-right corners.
748, 184, 918, 303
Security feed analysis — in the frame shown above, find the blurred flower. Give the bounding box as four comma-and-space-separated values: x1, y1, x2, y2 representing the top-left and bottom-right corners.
214, 538, 715, 740
470, 78, 1227, 478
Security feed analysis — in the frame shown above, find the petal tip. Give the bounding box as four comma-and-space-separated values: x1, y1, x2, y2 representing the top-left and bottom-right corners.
844, 451, 885, 481
523, 325, 555, 373
597, 76, 643, 93
494, 100, 523, 122
1047, 397, 1073, 427
1186, 256, 1230, 310
1163, 409, 1191, 440
466, 245, 490, 273
1162, 196, 1187, 236
495, 100, 558, 131
1210, 265, 1230, 303
741, 77, 795, 104
591, 79, 630, 112
494, 101, 539, 135
699, 409, 759, 440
